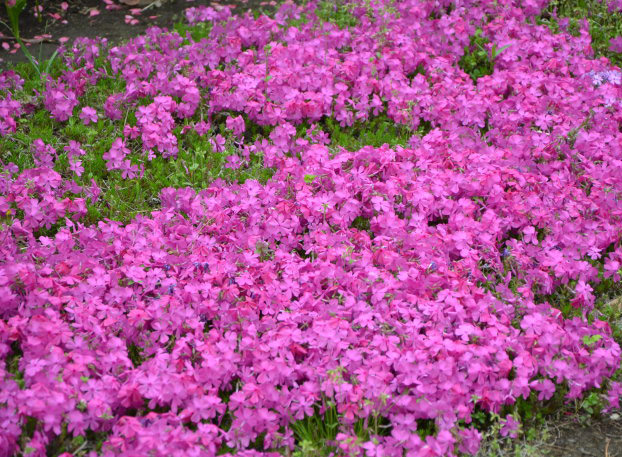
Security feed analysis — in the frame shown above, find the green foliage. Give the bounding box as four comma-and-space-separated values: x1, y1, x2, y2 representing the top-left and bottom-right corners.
582, 333, 603, 346
290, 400, 339, 457
537, 0, 622, 67
127, 342, 145, 368
6, 341, 24, 389
320, 115, 413, 152
5, 0, 27, 39
304, 174, 318, 184
458, 28, 510, 83
314, 0, 359, 29
578, 391, 603, 417
351, 216, 371, 232
173, 21, 213, 44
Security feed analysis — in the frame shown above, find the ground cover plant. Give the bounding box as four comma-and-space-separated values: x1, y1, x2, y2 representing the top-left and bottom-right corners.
1, 0, 622, 456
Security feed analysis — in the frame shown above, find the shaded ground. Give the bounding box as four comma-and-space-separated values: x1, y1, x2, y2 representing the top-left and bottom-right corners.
0, 0, 275, 68
542, 416, 622, 457
477, 413, 622, 457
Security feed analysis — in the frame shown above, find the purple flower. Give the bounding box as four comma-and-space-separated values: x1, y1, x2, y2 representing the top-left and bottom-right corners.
500, 415, 520, 438
610, 36, 622, 53
79, 106, 98, 125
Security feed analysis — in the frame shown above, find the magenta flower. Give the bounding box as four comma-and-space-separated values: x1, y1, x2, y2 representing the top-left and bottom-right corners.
226, 115, 246, 138
225, 154, 242, 170
31, 138, 56, 168
69, 158, 84, 177
64, 140, 85, 159
604, 258, 621, 281
609, 36, 622, 53
500, 415, 520, 438
522, 226, 538, 245
79, 106, 98, 125
43, 86, 78, 122
194, 121, 211, 136
209, 134, 226, 153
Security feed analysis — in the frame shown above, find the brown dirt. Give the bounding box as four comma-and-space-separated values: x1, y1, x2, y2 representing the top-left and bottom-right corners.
542, 415, 622, 457
0, 0, 275, 68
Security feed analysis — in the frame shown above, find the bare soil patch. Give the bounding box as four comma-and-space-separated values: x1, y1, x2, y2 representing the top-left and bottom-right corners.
0, 0, 272, 68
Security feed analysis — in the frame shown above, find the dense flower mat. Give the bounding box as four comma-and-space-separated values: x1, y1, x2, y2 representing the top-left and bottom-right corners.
1, 0, 622, 456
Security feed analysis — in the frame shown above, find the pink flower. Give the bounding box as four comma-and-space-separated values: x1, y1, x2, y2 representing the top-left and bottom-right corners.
125, 15, 139, 26
226, 115, 246, 138
87, 178, 101, 203
606, 382, 622, 411
609, 36, 622, 53
604, 258, 621, 281
225, 154, 242, 170
79, 106, 98, 125
44, 86, 78, 122
4, 4, 622, 457
64, 140, 85, 159
209, 134, 226, 153
500, 415, 520, 438
194, 121, 211, 136
69, 158, 84, 177
103, 137, 131, 171
31, 138, 56, 167
522, 226, 538, 244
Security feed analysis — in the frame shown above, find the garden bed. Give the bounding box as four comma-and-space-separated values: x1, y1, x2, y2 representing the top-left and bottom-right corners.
1, 1, 622, 456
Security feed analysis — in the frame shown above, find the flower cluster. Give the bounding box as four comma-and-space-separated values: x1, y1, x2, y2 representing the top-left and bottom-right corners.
0, 165, 87, 238
43, 83, 78, 122
0, 71, 23, 135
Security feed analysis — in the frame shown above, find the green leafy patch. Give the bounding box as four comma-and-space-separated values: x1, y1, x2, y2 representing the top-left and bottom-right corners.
458, 28, 510, 83
536, 0, 622, 67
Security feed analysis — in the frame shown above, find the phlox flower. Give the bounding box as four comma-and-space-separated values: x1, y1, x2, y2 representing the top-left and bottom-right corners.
571, 280, 594, 309
529, 379, 556, 401
0, 96, 22, 136
103, 94, 123, 121
87, 178, 101, 204
31, 139, 56, 168
225, 154, 242, 170
608, 0, 622, 12
4, 2, 622, 457
79, 106, 98, 125
609, 36, 622, 53
64, 140, 85, 159
457, 428, 481, 455
103, 138, 131, 171
124, 124, 140, 140
499, 415, 520, 438
604, 258, 621, 281
43, 86, 78, 122
195, 121, 211, 136
69, 158, 84, 177
605, 382, 622, 411
522, 226, 538, 244
209, 134, 226, 153
226, 115, 246, 138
